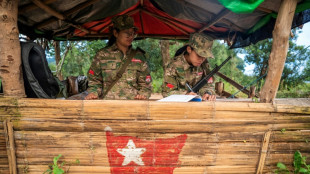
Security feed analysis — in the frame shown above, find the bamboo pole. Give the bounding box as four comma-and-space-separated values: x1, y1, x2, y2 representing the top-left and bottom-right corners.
256, 130, 271, 174
198, 9, 230, 33
31, 0, 91, 34
19, 0, 57, 14
176, 0, 245, 32
216, 72, 258, 98
0, 0, 26, 97
35, 0, 100, 29
3, 120, 17, 174
260, 0, 298, 103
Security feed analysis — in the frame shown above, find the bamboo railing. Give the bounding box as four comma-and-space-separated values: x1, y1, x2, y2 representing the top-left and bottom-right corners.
0, 98, 309, 174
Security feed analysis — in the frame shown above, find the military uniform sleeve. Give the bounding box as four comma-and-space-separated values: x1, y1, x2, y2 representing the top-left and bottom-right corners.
136, 51, 152, 98
87, 52, 103, 97
162, 62, 185, 97
198, 62, 215, 96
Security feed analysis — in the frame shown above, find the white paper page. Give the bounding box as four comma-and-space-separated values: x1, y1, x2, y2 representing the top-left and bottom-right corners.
157, 95, 198, 102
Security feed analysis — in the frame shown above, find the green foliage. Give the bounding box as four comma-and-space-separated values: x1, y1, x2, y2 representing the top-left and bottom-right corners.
276, 83, 310, 98
48, 63, 56, 73
44, 154, 65, 174
133, 39, 185, 93
239, 35, 310, 91
281, 128, 286, 133
44, 154, 80, 174
46, 40, 107, 78
275, 151, 310, 174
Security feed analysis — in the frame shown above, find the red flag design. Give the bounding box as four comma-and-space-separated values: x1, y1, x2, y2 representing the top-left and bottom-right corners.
166, 83, 174, 89
145, 75, 152, 83
105, 128, 187, 174
131, 58, 142, 63
88, 69, 94, 75
207, 77, 213, 83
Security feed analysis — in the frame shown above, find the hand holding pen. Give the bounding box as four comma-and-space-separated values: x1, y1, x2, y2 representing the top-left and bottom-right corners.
186, 83, 197, 96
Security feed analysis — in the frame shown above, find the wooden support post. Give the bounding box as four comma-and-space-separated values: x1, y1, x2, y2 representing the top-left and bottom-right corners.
0, 0, 26, 97
3, 120, 17, 174
260, 0, 297, 103
160, 40, 170, 74
215, 81, 224, 96
249, 86, 256, 98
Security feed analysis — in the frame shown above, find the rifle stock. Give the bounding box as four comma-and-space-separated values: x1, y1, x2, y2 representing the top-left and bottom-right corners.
191, 56, 232, 93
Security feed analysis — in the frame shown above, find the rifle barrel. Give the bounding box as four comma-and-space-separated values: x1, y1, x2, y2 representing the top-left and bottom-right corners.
192, 56, 232, 93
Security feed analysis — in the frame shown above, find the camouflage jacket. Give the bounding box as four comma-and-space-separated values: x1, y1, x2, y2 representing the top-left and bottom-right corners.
162, 52, 215, 97
87, 44, 152, 100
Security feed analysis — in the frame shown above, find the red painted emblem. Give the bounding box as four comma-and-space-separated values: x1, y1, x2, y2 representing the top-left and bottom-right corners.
88, 69, 94, 75
208, 77, 213, 83
131, 58, 142, 63
146, 75, 152, 83
166, 83, 174, 89
105, 127, 187, 174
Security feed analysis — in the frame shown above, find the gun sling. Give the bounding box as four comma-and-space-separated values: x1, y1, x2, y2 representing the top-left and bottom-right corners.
102, 49, 137, 98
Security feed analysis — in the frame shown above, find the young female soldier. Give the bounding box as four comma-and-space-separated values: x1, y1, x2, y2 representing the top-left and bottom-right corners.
162, 33, 216, 101
85, 15, 152, 100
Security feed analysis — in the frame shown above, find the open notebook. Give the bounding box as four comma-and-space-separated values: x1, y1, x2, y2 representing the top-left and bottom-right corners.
157, 94, 202, 102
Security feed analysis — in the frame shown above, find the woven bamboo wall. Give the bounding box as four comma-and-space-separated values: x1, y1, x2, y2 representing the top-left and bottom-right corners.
0, 98, 309, 174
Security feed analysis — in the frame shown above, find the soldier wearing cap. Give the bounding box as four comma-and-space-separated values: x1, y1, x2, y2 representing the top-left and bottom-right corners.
85, 15, 152, 100
162, 33, 216, 101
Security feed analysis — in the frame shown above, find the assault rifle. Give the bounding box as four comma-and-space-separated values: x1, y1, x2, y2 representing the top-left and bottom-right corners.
190, 56, 232, 93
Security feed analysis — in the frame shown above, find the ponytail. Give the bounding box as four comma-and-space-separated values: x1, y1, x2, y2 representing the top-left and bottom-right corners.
107, 27, 119, 47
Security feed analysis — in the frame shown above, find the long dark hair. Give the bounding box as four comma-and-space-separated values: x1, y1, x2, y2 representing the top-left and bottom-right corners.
174, 45, 191, 57
107, 27, 120, 47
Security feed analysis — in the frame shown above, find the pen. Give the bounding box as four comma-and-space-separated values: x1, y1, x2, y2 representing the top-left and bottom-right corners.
186, 83, 194, 93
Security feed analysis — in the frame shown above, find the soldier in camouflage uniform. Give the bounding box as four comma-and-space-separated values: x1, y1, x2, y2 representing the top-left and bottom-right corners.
85, 15, 152, 100
162, 33, 216, 101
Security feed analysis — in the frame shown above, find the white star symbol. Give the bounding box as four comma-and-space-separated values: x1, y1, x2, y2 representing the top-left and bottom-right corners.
117, 139, 146, 166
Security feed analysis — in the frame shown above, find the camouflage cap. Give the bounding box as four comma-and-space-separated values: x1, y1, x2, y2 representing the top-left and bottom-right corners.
189, 33, 214, 58
112, 15, 138, 31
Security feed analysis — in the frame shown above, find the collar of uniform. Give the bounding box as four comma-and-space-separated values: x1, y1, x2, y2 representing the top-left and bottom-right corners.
180, 53, 196, 71
110, 43, 133, 60
110, 43, 133, 53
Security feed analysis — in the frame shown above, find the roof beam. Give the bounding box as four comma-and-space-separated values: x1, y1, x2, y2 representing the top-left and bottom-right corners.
31, 0, 92, 34
257, 7, 273, 14
198, 8, 230, 33
35, 0, 100, 30
31, 0, 64, 20
176, 0, 245, 32
19, 0, 57, 14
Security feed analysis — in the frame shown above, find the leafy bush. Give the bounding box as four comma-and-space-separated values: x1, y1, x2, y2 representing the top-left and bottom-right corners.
275, 151, 310, 174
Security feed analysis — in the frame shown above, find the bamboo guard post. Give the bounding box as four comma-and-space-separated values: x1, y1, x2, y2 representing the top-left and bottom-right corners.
3, 120, 17, 174
0, 98, 309, 173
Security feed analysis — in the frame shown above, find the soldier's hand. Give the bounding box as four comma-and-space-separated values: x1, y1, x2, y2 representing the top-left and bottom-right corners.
134, 94, 147, 100
85, 93, 98, 100
202, 94, 216, 101
186, 92, 197, 96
